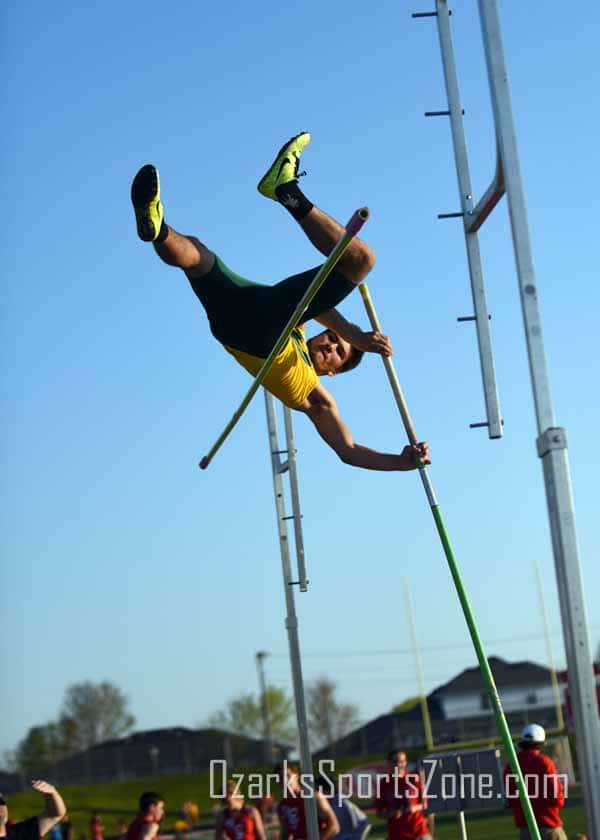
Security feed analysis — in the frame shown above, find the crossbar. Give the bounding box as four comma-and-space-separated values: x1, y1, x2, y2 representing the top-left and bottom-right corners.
358, 282, 541, 840
199, 208, 369, 469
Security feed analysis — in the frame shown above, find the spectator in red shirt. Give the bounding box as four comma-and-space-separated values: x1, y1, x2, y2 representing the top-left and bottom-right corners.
127, 792, 165, 840
215, 780, 266, 840
503, 724, 567, 840
373, 750, 431, 840
89, 816, 103, 840
277, 763, 339, 840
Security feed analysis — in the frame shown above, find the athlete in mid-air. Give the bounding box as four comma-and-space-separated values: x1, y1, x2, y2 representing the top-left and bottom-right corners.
131, 132, 430, 472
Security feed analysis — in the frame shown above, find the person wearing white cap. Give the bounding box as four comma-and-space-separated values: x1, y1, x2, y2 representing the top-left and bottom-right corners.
503, 725, 567, 840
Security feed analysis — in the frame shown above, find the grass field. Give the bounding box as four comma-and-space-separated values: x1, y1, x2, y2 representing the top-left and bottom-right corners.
5, 771, 588, 839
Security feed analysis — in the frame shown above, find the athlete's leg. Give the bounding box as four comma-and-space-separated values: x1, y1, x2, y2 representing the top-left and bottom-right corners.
258, 132, 375, 285
153, 228, 215, 278
131, 163, 274, 355
298, 206, 375, 285
131, 164, 215, 277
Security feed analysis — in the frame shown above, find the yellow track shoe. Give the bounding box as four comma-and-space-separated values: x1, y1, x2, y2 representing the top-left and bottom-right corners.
131, 164, 164, 242
257, 131, 311, 200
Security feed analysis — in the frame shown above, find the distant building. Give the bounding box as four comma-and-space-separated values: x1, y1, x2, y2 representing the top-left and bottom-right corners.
0, 770, 22, 794
430, 656, 559, 720
45, 727, 290, 786
315, 656, 565, 759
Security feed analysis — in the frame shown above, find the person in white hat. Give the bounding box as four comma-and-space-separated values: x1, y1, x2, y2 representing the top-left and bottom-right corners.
503, 724, 567, 840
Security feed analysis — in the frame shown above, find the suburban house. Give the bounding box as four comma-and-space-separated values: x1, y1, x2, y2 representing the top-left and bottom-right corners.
430, 656, 560, 719
314, 656, 565, 759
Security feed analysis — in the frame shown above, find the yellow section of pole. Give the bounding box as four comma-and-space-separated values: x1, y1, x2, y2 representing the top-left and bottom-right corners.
199, 208, 369, 470
403, 577, 435, 752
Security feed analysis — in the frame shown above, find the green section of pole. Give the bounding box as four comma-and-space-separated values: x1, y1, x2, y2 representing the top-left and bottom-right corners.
359, 282, 542, 840
199, 208, 370, 469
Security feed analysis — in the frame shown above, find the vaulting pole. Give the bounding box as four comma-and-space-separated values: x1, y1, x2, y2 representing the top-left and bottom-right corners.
359, 282, 541, 840
199, 208, 369, 469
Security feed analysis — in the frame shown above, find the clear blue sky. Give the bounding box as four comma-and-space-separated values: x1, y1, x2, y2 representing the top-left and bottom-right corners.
2, 0, 599, 758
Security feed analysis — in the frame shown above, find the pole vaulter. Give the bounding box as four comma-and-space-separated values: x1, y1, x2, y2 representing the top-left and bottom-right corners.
131, 132, 428, 476
200, 208, 369, 469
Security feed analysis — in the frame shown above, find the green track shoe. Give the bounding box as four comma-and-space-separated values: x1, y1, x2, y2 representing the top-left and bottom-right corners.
257, 131, 311, 200
131, 164, 164, 242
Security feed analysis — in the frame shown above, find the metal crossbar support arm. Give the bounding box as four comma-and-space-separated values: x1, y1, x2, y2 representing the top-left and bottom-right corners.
200, 208, 369, 468
466, 151, 505, 234
424, 1, 503, 439
264, 392, 319, 840
476, 1, 600, 834
359, 282, 541, 840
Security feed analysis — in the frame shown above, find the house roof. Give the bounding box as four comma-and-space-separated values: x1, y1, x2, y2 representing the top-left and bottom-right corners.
429, 656, 553, 697
90, 726, 291, 752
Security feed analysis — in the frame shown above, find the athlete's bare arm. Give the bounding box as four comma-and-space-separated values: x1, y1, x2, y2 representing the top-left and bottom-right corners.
31, 781, 67, 838
315, 793, 339, 840
314, 309, 392, 356
249, 807, 266, 840
300, 384, 430, 471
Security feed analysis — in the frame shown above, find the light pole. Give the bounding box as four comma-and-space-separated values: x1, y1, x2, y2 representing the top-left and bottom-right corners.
256, 651, 273, 764
149, 746, 160, 777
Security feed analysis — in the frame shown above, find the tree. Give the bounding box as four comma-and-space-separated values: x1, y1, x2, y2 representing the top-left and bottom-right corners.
390, 696, 421, 714
60, 680, 135, 750
306, 678, 359, 750
208, 686, 296, 743
14, 723, 66, 776
1, 749, 17, 772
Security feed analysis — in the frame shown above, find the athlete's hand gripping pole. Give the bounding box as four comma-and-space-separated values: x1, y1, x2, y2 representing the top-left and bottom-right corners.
199, 208, 370, 470
358, 283, 542, 840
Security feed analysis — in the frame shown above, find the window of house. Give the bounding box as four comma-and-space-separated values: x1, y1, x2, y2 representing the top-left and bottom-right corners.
480, 692, 490, 710
526, 692, 538, 705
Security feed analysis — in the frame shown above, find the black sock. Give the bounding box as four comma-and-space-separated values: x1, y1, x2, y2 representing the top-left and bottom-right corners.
155, 220, 169, 243
275, 181, 314, 222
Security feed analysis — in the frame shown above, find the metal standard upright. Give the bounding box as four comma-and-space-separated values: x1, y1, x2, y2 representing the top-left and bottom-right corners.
264, 392, 319, 840
415, 2, 600, 834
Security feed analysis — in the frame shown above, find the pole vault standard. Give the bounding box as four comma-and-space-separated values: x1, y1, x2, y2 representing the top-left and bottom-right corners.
359, 282, 542, 840
414, 2, 600, 833
264, 392, 319, 840
199, 208, 370, 470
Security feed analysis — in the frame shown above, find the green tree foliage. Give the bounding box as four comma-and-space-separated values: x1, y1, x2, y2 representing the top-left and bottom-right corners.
14, 723, 68, 776
306, 678, 359, 750
60, 681, 135, 750
209, 685, 296, 743
390, 696, 421, 714
14, 681, 135, 774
